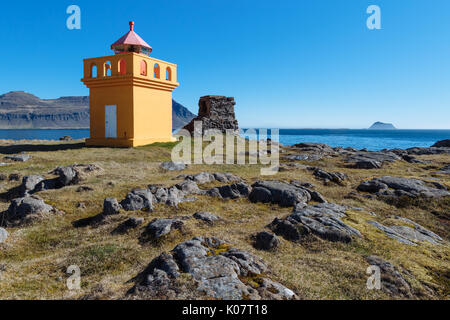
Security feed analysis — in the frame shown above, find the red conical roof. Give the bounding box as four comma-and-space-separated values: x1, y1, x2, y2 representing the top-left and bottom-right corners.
111, 21, 152, 53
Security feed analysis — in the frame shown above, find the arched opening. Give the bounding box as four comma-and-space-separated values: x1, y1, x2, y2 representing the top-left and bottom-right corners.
153, 63, 160, 79
91, 64, 97, 78
140, 60, 147, 76
118, 59, 127, 75
166, 67, 172, 81
104, 61, 112, 77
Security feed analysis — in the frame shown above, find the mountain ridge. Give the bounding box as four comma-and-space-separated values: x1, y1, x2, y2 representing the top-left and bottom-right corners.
0, 91, 195, 129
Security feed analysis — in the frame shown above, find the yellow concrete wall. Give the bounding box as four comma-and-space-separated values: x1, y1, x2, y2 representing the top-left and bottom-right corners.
81, 52, 179, 147
133, 85, 173, 143
89, 85, 133, 139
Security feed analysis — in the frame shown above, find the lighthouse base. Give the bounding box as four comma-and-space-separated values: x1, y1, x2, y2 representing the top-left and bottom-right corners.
85, 136, 177, 148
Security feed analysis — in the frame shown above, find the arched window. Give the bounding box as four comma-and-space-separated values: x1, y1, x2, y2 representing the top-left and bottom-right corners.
91, 64, 97, 78
153, 63, 160, 79
140, 60, 147, 76
104, 61, 112, 77
166, 67, 172, 81
119, 59, 127, 75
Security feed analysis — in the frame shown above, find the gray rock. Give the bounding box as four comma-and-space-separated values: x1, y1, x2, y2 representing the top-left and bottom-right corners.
345, 151, 400, 165
371, 216, 443, 245
312, 168, 347, 184
371, 176, 450, 198
249, 180, 310, 207
212, 172, 241, 183
132, 237, 296, 300
207, 182, 252, 199
4, 154, 32, 162
175, 180, 204, 195
160, 161, 186, 171
268, 218, 305, 241
193, 211, 219, 224
367, 221, 416, 245
366, 256, 412, 298
401, 154, 427, 164
357, 180, 388, 193
270, 203, 361, 243
120, 189, 154, 211
103, 198, 121, 215
291, 142, 334, 154
20, 175, 45, 195
52, 165, 80, 186
431, 139, 450, 148
354, 159, 382, 169
435, 164, 450, 174
1, 196, 54, 226
254, 231, 280, 251
145, 218, 184, 239
185, 172, 215, 184
284, 154, 323, 162
289, 203, 361, 243
406, 147, 450, 155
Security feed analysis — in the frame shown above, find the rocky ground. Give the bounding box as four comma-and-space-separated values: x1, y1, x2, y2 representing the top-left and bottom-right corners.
0, 138, 448, 300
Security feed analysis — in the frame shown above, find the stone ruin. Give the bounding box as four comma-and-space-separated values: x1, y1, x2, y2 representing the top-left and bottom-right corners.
182, 95, 239, 135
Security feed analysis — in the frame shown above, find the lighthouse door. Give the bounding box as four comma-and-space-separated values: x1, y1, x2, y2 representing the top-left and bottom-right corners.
105, 105, 117, 138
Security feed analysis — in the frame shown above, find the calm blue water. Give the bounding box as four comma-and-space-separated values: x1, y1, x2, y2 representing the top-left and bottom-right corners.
0, 129, 449, 151
243, 129, 450, 151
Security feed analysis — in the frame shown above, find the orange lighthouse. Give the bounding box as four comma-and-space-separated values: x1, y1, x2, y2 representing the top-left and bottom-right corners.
82, 21, 179, 147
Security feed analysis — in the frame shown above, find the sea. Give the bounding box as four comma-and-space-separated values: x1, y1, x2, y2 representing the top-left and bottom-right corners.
0, 128, 449, 151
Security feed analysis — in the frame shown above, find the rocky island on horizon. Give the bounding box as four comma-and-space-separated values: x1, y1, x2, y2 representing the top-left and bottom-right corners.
369, 121, 397, 130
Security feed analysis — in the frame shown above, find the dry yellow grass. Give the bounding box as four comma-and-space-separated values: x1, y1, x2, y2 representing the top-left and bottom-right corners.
0, 139, 448, 300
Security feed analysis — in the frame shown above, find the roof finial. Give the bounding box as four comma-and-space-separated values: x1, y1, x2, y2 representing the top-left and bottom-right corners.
129, 21, 134, 31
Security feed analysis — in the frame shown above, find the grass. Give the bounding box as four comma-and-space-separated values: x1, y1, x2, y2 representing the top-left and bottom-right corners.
0, 138, 448, 299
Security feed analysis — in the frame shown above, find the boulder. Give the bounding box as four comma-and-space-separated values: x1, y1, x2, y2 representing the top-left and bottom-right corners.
20, 175, 45, 195
1, 196, 55, 226
4, 154, 31, 162
249, 180, 310, 207
435, 164, 450, 175
360, 176, 450, 198
270, 203, 361, 243
145, 218, 184, 239
268, 218, 305, 241
207, 182, 251, 199
354, 159, 382, 169
254, 231, 280, 251
193, 211, 219, 224
311, 168, 347, 184
175, 180, 204, 195
284, 154, 323, 162
52, 165, 80, 186
120, 189, 154, 211
366, 256, 412, 298
431, 139, 450, 148
131, 237, 297, 300
160, 161, 186, 171
103, 198, 121, 215
291, 142, 334, 154
368, 217, 442, 245
357, 180, 388, 193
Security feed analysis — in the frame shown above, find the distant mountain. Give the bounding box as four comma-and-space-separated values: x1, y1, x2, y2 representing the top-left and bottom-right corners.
0, 91, 195, 129
172, 99, 196, 129
369, 122, 396, 130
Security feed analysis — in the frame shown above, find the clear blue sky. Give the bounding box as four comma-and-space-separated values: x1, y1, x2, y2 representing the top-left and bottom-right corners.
1, 0, 449, 129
